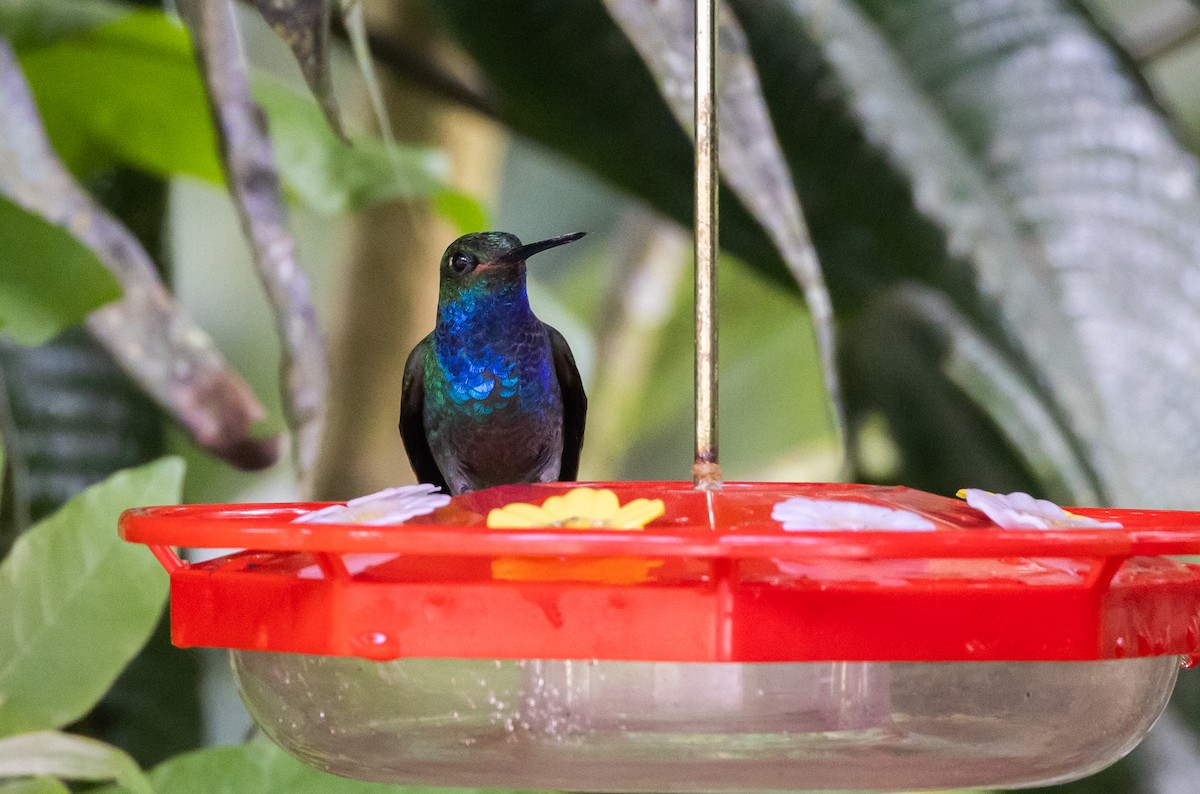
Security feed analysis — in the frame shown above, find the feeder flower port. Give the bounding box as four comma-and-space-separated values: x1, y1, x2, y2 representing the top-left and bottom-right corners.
959, 488, 1124, 530
294, 483, 450, 525
486, 486, 665, 529
771, 495, 935, 531
486, 487, 666, 583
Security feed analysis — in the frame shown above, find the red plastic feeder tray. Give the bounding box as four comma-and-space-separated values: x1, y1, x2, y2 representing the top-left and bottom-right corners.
121, 481, 1200, 792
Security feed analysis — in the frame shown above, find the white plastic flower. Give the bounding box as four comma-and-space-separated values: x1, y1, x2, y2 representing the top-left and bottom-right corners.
958, 488, 1122, 530
771, 496, 935, 531
294, 484, 451, 525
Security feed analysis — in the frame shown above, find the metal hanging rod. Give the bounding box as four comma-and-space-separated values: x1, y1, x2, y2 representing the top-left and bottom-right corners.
694, 0, 721, 491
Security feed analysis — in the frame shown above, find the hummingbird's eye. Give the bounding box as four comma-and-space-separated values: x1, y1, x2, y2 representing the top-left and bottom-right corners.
449, 252, 475, 274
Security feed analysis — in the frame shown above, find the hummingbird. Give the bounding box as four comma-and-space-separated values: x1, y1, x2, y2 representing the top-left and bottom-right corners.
400, 231, 588, 495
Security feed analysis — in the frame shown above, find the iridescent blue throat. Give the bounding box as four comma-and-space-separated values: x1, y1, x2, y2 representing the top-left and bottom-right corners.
432, 277, 553, 415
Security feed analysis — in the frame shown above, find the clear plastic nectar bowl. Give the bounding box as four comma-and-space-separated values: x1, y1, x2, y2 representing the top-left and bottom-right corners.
232, 653, 1179, 792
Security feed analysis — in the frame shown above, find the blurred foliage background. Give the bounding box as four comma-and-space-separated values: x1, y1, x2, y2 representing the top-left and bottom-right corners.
4, 0, 1200, 791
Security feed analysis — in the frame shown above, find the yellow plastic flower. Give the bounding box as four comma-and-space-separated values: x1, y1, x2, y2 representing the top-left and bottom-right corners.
486, 488, 666, 583
487, 487, 664, 530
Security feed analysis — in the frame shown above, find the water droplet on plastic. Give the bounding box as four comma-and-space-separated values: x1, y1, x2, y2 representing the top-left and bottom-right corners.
1181, 655, 1199, 670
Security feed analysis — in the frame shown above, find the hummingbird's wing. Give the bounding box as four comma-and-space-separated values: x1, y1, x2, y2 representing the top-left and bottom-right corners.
399, 336, 450, 491
546, 324, 587, 481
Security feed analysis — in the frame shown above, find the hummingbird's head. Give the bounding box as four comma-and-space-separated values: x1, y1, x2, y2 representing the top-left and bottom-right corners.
439, 231, 586, 291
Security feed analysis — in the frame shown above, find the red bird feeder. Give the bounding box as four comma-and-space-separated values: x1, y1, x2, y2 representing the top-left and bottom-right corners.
121, 481, 1200, 791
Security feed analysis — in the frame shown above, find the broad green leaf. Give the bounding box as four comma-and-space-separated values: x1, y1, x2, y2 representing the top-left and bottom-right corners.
815, 0, 1200, 507
732, 0, 1106, 490
0, 327, 198, 764
253, 76, 449, 215
102, 741, 560, 794
99, 616, 202, 769
17, 9, 458, 215
17, 10, 222, 182
0, 195, 121, 347
0, 777, 70, 794
0, 458, 184, 736
0, 732, 150, 794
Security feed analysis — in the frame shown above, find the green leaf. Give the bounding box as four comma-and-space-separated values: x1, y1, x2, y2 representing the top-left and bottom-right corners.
0, 195, 121, 346
0, 458, 184, 736
0, 777, 71, 794
792, 0, 1200, 507
731, 0, 1105, 487
253, 76, 451, 215
97, 617, 202, 769
102, 741, 559, 794
0, 732, 150, 794
16, 10, 223, 183
16, 9, 469, 215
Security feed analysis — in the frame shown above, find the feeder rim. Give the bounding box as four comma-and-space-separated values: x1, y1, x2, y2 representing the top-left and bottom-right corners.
119, 480, 1200, 560
120, 481, 1200, 662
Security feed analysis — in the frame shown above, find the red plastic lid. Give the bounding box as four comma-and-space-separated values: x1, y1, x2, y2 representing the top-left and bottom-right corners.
120, 482, 1200, 663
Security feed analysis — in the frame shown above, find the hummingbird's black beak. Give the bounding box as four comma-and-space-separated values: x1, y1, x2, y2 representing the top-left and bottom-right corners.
505, 231, 587, 263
